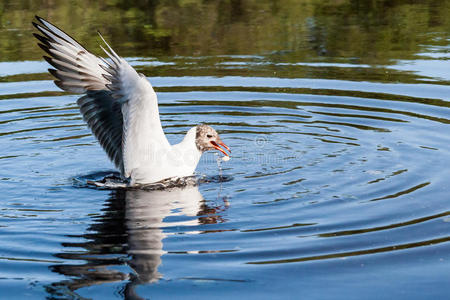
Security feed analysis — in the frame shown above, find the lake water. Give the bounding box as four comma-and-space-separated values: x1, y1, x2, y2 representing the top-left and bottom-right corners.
1, 1, 449, 299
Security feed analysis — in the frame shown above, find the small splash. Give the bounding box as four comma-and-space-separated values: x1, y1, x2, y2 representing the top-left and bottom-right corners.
72, 171, 121, 188
73, 171, 232, 190
216, 153, 224, 178
198, 174, 233, 184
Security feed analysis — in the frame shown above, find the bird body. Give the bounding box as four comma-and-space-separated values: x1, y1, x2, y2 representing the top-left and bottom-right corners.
126, 127, 202, 185
33, 16, 229, 185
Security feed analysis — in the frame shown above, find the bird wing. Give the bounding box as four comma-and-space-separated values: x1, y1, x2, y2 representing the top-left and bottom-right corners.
33, 16, 169, 177
77, 91, 124, 173
33, 16, 108, 93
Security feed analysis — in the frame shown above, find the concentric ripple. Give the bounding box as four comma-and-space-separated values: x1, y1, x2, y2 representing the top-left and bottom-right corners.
0, 54, 449, 299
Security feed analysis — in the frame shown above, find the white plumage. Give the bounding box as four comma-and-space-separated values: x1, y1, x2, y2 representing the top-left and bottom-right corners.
33, 16, 230, 185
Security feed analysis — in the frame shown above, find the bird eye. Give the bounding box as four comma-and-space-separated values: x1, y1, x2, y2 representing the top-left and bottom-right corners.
207, 134, 213, 138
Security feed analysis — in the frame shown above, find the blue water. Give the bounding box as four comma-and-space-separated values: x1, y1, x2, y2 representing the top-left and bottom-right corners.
1, 2, 450, 299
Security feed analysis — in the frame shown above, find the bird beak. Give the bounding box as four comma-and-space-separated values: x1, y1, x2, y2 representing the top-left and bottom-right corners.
210, 140, 231, 156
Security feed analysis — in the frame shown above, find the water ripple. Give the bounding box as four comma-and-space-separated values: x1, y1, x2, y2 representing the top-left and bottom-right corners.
0, 57, 449, 298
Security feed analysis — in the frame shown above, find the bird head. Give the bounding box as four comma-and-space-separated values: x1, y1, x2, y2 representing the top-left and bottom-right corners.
195, 124, 230, 156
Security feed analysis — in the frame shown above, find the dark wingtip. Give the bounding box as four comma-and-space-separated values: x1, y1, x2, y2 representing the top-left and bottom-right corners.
37, 42, 51, 54
33, 33, 49, 45
43, 56, 58, 69
54, 80, 65, 90
43, 55, 53, 63
48, 68, 59, 79
34, 16, 45, 27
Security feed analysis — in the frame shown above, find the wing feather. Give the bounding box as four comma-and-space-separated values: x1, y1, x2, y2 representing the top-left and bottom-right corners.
33, 16, 108, 93
33, 16, 169, 178
77, 91, 124, 173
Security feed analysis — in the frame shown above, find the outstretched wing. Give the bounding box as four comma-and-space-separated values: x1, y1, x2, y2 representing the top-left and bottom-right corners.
32, 16, 108, 93
33, 16, 169, 176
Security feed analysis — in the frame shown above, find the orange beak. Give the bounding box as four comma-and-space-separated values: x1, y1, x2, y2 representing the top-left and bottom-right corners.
210, 140, 231, 156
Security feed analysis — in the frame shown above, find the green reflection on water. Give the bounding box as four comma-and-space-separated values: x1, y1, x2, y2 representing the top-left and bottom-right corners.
0, 0, 449, 63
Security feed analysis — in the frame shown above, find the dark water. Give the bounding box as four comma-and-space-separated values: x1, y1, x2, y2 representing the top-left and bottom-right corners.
1, 1, 450, 299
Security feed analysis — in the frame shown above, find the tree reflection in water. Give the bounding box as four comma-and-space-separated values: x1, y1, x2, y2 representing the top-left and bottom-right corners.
46, 185, 228, 298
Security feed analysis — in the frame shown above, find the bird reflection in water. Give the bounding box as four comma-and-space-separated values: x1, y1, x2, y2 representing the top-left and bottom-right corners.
46, 185, 229, 298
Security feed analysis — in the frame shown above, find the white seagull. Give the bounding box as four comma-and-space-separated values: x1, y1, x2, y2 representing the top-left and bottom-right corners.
33, 16, 230, 186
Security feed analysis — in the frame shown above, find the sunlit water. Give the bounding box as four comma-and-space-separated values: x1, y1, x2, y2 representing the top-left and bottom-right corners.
1, 51, 449, 299
1, 3, 450, 299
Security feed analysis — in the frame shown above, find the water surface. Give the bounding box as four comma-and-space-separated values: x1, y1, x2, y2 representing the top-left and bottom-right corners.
0, 1, 449, 299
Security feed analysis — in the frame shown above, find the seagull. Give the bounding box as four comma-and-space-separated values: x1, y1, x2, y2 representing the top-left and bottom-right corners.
32, 16, 230, 186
